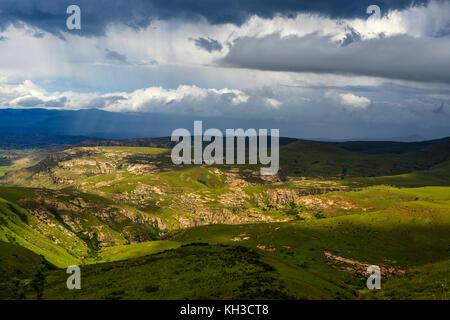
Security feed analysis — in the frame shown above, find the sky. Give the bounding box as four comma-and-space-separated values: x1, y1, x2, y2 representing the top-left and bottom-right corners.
0, 0, 449, 140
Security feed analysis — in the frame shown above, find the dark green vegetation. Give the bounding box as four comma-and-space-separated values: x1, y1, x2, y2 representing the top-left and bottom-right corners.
279, 138, 450, 178
326, 137, 449, 154
0, 137, 448, 300
0, 241, 51, 283
0, 241, 55, 300
34, 244, 356, 300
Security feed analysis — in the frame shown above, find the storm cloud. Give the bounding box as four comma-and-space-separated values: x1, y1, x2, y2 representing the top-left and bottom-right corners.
223, 33, 450, 83
0, 0, 428, 36
0, 0, 449, 140
192, 37, 223, 52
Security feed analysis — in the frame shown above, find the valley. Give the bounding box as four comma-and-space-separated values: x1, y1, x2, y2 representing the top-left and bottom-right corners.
0, 138, 448, 300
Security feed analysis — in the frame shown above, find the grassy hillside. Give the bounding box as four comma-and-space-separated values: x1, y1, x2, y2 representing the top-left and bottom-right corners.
167, 186, 450, 300
1, 185, 444, 300
0, 194, 85, 267
326, 137, 449, 154
347, 160, 450, 188
0, 146, 341, 251
0, 186, 172, 266
36, 244, 356, 300
0, 241, 56, 300
0, 139, 448, 300
279, 138, 450, 178
0, 148, 52, 177
0, 241, 49, 282
85, 240, 182, 263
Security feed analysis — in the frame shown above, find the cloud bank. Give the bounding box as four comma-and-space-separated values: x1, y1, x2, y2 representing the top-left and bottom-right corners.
0, 0, 449, 140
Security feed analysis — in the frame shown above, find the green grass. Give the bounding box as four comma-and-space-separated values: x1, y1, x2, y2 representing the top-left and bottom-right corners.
280, 138, 450, 178
346, 160, 450, 188
0, 142, 448, 300
159, 167, 227, 190
33, 244, 356, 300
360, 259, 449, 300
165, 186, 449, 299
85, 240, 182, 263
0, 186, 167, 266
0, 241, 48, 283
0, 197, 85, 267
22, 184, 450, 299
98, 146, 169, 155
0, 149, 47, 177
1, 185, 448, 300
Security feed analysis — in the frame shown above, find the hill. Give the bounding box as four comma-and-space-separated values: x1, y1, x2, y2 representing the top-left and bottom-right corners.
0, 241, 55, 300
10, 185, 449, 300
0, 139, 448, 300
0, 241, 51, 283
279, 138, 450, 178
326, 137, 449, 154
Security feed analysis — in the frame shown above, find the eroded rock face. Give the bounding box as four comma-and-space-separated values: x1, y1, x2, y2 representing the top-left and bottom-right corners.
20, 180, 345, 248
257, 187, 342, 206
18, 189, 166, 249
266, 189, 300, 205
176, 208, 278, 229
219, 188, 250, 207
50, 171, 75, 185
298, 197, 355, 210
127, 164, 158, 174
4, 146, 351, 254
323, 251, 406, 279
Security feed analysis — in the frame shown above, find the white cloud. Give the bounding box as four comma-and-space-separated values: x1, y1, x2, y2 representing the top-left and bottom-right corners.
324, 90, 371, 108
265, 97, 282, 108
0, 80, 252, 114
103, 85, 251, 112
339, 93, 371, 108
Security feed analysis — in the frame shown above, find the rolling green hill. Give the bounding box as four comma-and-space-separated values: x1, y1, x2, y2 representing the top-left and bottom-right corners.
0, 139, 448, 300
279, 138, 450, 178
326, 137, 449, 154
0, 241, 56, 300
0, 241, 51, 283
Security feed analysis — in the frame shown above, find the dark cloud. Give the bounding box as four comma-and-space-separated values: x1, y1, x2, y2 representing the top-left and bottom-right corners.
192, 37, 223, 52
433, 103, 446, 114
222, 33, 450, 84
89, 95, 127, 108
340, 28, 361, 46
15, 96, 44, 107
105, 49, 128, 63
13, 96, 67, 108
0, 0, 427, 36
45, 97, 68, 108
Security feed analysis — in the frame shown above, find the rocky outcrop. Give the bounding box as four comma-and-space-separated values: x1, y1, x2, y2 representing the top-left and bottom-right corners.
324, 251, 406, 278
264, 187, 342, 205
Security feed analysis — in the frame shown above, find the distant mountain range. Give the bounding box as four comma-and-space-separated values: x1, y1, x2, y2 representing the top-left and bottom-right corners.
0, 108, 448, 148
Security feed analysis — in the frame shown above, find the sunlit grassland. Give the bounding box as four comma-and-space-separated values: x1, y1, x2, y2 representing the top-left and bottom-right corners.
0, 142, 448, 300
31, 185, 449, 299
97, 146, 170, 155
85, 240, 182, 264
